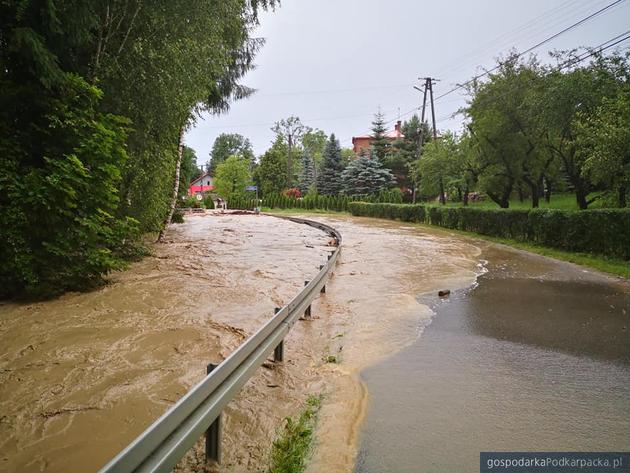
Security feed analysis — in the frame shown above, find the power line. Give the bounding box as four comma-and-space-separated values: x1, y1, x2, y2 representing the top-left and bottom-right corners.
433, 0, 626, 102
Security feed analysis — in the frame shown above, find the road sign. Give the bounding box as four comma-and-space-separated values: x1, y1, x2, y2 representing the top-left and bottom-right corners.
245, 185, 258, 191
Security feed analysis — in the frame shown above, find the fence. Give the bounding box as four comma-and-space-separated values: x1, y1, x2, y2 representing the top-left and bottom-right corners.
99, 216, 341, 473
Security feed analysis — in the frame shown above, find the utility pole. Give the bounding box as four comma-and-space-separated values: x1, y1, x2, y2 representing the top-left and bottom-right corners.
412, 77, 439, 203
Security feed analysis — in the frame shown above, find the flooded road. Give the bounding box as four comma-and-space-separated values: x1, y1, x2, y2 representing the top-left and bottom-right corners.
0, 213, 484, 472
3, 212, 626, 473
357, 242, 630, 472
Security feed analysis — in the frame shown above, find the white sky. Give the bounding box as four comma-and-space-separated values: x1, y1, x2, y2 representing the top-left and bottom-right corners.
185, 0, 630, 166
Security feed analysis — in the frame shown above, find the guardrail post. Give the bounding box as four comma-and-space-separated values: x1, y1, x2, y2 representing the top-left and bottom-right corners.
318, 267, 327, 294
205, 363, 221, 464
273, 308, 284, 362
304, 281, 311, 318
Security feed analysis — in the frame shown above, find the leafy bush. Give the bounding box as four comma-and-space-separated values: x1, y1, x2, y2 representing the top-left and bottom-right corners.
348, 202, 630, 259
0, 76, 141, 298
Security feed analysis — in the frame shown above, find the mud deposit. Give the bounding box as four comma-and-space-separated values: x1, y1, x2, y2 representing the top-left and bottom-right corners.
0, 213, 483, 472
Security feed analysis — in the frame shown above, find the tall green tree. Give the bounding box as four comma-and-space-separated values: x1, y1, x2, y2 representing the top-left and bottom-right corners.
370, 110, 390, 163
209, 133, 255, 173
214, 156, 252, 198
0, 0, 276, 297
578, 88, 630, 207
271, 116, 311, 187
298, 151, 316, 194
317, 134, 345, 195
256, 136, 288, 196
536, 51, 628, 209
302, 128, 327, 181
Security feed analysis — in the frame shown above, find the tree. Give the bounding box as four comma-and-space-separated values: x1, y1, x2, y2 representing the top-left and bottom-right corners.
209, 133, 255, 173
302, 129, 327, 179
370, 109, 390, 163
214, 156, 252, 198
388, 114, 423, 195
256, 136, 288, 196
271, 116, 311, 187
317, 134, 345, 195
464, 55, 538, 208
342, 150, 395, 196
578, 88, 630, 207
536, 51, 628, 209
417, 132, 480, 205
298, 151, 316, 194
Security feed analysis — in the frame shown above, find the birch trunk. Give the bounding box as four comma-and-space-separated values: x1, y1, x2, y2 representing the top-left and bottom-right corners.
157, 125, 185, 242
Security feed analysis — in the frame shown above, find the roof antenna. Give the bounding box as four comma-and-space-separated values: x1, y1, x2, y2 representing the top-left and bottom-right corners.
397, 107, 400, 121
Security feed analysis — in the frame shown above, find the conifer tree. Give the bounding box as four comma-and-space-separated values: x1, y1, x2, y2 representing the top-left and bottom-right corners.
371, 110, 390, 164
317, 134, 345, 195
298, 151, 316, 194
342, 149, 395, 196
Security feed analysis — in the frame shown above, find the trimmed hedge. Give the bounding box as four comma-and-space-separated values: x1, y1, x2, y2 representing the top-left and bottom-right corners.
228, 191, 404, 213
348, 202, 630, 260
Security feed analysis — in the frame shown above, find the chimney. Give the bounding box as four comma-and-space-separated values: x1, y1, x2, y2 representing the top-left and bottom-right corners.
395, 120, 401, 134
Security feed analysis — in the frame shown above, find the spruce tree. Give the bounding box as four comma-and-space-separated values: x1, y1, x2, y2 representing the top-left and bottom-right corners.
317, 134, 345, 195
298, 151, 316, 194
342, 150, 395, 196
371, 110, 390, 164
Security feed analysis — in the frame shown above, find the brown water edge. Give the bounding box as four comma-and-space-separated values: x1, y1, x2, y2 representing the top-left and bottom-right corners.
288, 215, 484, 473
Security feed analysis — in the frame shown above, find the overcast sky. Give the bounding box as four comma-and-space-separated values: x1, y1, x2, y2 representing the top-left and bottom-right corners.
185, 0, 629, 166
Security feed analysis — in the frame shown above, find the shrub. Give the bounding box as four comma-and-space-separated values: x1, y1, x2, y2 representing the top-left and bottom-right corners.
348, 202, 630, 260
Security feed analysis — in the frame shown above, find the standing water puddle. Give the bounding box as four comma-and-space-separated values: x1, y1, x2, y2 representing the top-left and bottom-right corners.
357, 245, 630, 472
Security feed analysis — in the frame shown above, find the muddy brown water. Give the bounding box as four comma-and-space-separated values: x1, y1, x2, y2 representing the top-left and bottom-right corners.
356, 244, 630, 472
0, 213, 482, 472
2, 213, 626, 473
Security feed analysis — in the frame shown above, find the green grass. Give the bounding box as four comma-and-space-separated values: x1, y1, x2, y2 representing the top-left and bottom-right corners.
426, 225, 630, 279
268, 395, 322, 473
437, 192, 599, 210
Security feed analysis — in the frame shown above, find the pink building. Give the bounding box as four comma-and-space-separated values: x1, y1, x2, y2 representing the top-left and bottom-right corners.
188, 173, 214, 196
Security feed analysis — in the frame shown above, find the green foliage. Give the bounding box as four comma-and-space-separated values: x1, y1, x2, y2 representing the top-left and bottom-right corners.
0, 75, 138, 298
342, 150, 395, 195
370, 110, 390, 164
348, 203, 630, 259
214, 156, 252, 199
0, 0, 275, 298
272, 116, 311, 187
317, 134, 345, 195
257, 136, 288, 196
298, 151, 316, 194
269, 395, 322, 473
577, 87, 630, 207
209, 133, 255, 173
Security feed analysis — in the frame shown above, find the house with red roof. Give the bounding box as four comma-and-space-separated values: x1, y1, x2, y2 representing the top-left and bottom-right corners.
188, 173, 214, 196
351, 120, 404, 155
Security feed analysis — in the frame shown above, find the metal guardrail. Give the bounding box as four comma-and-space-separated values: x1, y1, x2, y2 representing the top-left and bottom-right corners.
99, 216, 341, 473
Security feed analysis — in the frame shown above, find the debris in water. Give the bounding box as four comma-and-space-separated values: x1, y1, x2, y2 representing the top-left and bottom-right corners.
438, 289, 451, 297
